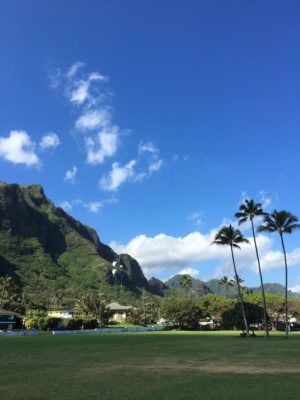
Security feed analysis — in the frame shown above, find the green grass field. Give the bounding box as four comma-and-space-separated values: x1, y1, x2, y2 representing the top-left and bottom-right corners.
1, 331, 300, 400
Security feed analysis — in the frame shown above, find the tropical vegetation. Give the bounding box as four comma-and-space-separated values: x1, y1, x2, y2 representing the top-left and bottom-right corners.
212, 225, 250, 336
257, 210, 300, 337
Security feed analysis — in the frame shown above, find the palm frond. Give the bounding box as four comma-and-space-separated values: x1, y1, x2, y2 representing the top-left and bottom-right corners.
212, 224, 249, 247
258, 209, 299, 235
236, 198, 267, 225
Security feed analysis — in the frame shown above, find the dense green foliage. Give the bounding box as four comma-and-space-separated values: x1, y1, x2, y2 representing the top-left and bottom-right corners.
161, 298, 202, 329
221, 302, 266, 332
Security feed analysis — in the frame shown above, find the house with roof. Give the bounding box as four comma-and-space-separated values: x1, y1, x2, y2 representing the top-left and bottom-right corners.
47, 309, 74, 319
0, 309, 21, 330
107, 302, 132, 323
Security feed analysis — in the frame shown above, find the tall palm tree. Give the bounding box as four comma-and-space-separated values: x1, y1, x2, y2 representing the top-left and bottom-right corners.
218, 276, 233, 297
230, 275, 246, 296
212, 225, 250, 336
257, 210, 300, 338
235, 199, 269, 337
179, 274, 192, 298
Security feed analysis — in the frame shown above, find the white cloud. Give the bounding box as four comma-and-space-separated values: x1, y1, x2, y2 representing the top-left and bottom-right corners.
59, 201, 72, 211
177, 267, 199, 278
82, 198, 117, 213
84, 201, 103, 213
148, 159, 163, 173
139, 141, 159, 154
48, 67, 63, 88
258, 190, 272, 209
138, 141, 163, 175
86, 129, 119, 165
290, 285, 300, 293
64, 166, 77, 184
69, 71, 108, 105
239, 190, 272, 210
110, 230, 225, 274
75, 109, 111, 131
39, 132, 61, 150
0, 130, 39, 166
100, 160, 137, 191
110, 227, 300, 279
67, 61, 85, 78
50, 62, 164, 186
59, 197, 117, 213
187, 211, 204, 226
70, 80, 90, 105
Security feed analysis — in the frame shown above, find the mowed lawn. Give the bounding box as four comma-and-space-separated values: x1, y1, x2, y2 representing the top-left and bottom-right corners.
1, 331, 300, 400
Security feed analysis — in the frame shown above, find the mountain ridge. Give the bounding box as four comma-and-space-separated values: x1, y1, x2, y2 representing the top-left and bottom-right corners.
164, 274, 300, 298
0, 182, 165, 304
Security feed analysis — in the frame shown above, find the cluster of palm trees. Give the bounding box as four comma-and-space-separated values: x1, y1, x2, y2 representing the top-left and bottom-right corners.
212, 199, 300, 338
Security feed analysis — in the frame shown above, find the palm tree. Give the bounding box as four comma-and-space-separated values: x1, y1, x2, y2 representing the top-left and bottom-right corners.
230, 275, 246, 296
75, 293, 107, 326
218, 276, 233, 297
212, 225, 250, 336
235, 199, 269, 337
179, 274, 192, 298
257, 210, 300, 338
0, 275, 16, 306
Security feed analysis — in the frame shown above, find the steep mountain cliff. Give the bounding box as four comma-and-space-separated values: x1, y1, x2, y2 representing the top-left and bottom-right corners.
0, 182, 154, 303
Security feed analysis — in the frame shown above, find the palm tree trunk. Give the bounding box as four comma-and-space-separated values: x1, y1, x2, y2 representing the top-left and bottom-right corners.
230, 245, 250, 336
280, 233, 289, 338
251, 219, 269, 337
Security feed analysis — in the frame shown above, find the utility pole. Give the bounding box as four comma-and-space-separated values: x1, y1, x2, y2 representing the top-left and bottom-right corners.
112, 255, 124, 303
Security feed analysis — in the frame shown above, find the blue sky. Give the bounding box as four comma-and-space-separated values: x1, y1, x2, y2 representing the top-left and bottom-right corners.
1, 0, 300, 289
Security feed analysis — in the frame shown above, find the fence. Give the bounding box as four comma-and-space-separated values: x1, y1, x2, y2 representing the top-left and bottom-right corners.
52, 325, 165, 335
0, 330, 39, 337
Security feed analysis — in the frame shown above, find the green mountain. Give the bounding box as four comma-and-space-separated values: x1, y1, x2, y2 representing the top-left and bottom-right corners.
250, 283, 299, 298
165, 275, 299, 299
0, 182, 158, 305
165, 275, 212, 296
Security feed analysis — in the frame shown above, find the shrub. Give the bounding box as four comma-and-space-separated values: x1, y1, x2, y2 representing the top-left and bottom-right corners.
24, 310, 48, 330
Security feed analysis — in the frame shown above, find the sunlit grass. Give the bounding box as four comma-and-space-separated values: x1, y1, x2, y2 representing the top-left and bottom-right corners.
1, 331, 300, 400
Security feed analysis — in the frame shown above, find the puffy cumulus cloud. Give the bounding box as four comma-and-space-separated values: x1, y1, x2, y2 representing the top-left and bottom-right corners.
259, 247, 300, 272
0, 130, 39, 166
290, 284, 300, 293
100, 160, 137, 191
39, 132, 61, 150
110, 228, 300, 278
110, 230, 226, 274
64, 166, 77, 184
86, 129, 119, 165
